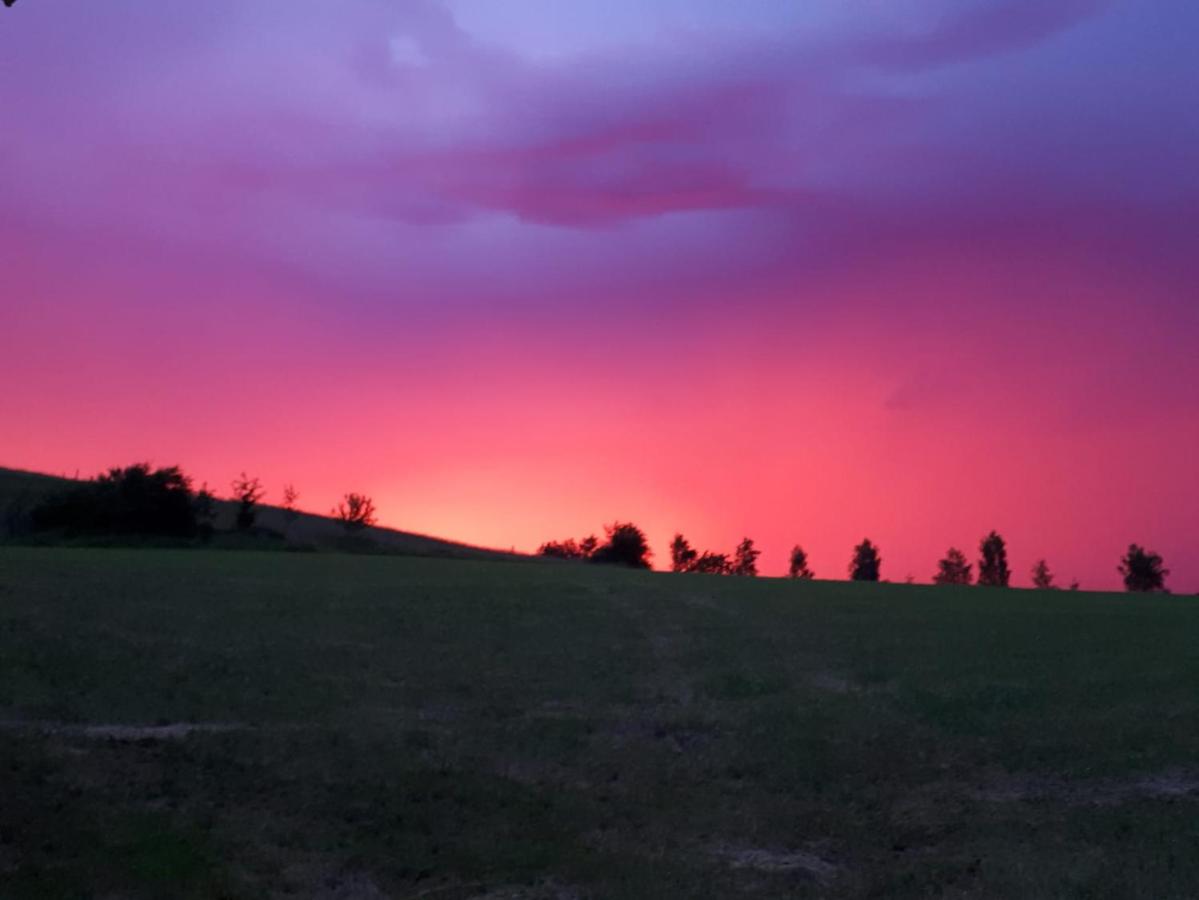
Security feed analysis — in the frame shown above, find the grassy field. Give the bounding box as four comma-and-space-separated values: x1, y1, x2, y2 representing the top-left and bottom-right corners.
2, 548, 1199, 898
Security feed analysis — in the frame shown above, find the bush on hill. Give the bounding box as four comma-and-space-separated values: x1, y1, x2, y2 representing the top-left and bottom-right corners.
30, 464, 197, 537
591, 522, 652, 569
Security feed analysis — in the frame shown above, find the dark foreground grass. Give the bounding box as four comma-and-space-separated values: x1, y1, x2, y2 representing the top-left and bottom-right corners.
2, 548, 1199, 898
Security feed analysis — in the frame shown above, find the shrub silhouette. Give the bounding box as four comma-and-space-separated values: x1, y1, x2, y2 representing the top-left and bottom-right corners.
231, 473, 265, 531
1031, 559, 1056, 590
591, 522, 652, 569
788, 545, 815, 579
692, 551, 731, 575
539, 539, 585, 559
670, 533, 699, 573
934, 547, 972, 585
977, 531, 1011, 587
30, 464, 197, 537
539, 534, 600, 560
731, 537, 760, 576
849, 539, 881, 582
334, 493, 377, 533
1118, 544, 1169, 593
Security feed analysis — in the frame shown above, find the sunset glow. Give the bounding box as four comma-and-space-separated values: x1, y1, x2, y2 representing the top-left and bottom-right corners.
2, 1, 1196, 588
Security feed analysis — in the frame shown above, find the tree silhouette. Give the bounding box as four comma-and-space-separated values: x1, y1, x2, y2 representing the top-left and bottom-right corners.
977, 531, 1011, 587
591, 522, 651, 569
692, 551, 731, 575
788, 545, 815, 579
231, 473, 265, 531
194, 482, 217, 538
281, 484, 300, 530
334, 493, 377, 532
670, 533, 699, 573
1118, 544, 1169, 593
849, 539, 881, 582
1031, 559, 1056, 590
933, 547, 972, 585
730, 537, 760, 577
30, 464, 196, 537
539, 538, 583, 559
539, 534, 600, 560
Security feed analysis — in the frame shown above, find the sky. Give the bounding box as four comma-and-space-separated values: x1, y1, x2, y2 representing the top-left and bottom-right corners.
1, 0, 1196, 590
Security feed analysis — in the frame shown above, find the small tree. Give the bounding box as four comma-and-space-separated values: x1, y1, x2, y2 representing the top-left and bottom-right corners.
730, 537, 760, 577
591, 522, 652, 569
1068, 579, 1081, 592
1031, 559, 1055, 590
933, 547, 972, 585
335, 493, 377, 533
231, 472, 265, 531
977, 531, 1011, 587
849, 539, 881, 582
281, 484, 300, 530
1118, 544, 1169, 593
788, 545, 814, 579
730, 537, 758, 577
194, 482, 217, 539
578, 534, 599, 559
692, 551, 730, 575
670, 533, 699, 573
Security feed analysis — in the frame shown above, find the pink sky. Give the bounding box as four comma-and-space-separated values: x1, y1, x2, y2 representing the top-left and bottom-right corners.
1, 1, 1196, 589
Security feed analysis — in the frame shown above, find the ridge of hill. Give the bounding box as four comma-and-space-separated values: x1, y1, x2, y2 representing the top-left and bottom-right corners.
0, 465, 522, 561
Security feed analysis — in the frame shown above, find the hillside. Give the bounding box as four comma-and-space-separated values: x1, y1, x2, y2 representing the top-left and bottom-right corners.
0, 465, 521, 561
3, 547, 1198, 898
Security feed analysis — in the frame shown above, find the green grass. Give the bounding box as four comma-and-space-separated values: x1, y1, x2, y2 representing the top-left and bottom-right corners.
2, 547, 1199, 898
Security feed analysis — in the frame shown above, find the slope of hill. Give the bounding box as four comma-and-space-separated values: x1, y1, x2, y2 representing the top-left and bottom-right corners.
0, 465, 521, 561
1, 547, 1197, 898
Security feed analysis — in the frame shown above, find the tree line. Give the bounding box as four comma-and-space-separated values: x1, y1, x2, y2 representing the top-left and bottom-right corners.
7, 461, 1177, 593
541, 525, 1173, 594
18, 463, 379, 539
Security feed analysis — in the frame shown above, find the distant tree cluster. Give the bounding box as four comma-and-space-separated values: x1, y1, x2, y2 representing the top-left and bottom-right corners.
22, 462, 382, 543
542, 525, 1178, 594
539, 522, 651, 569
13, 458, 1183, 594
666, 533, 760, 576
30, 464, 198, 537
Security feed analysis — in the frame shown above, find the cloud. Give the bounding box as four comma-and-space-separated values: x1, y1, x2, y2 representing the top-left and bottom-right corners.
860, 0, 1111, 70
0, 0, 1192, 309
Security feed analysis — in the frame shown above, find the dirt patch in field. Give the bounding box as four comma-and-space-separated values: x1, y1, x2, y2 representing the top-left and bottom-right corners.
319, 872, 390, 899
0, 719, 244, 741
807, 671, 896, 697
979, 769, 1199, 806
713, 843, 839, 884
463, 883, 581, 900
